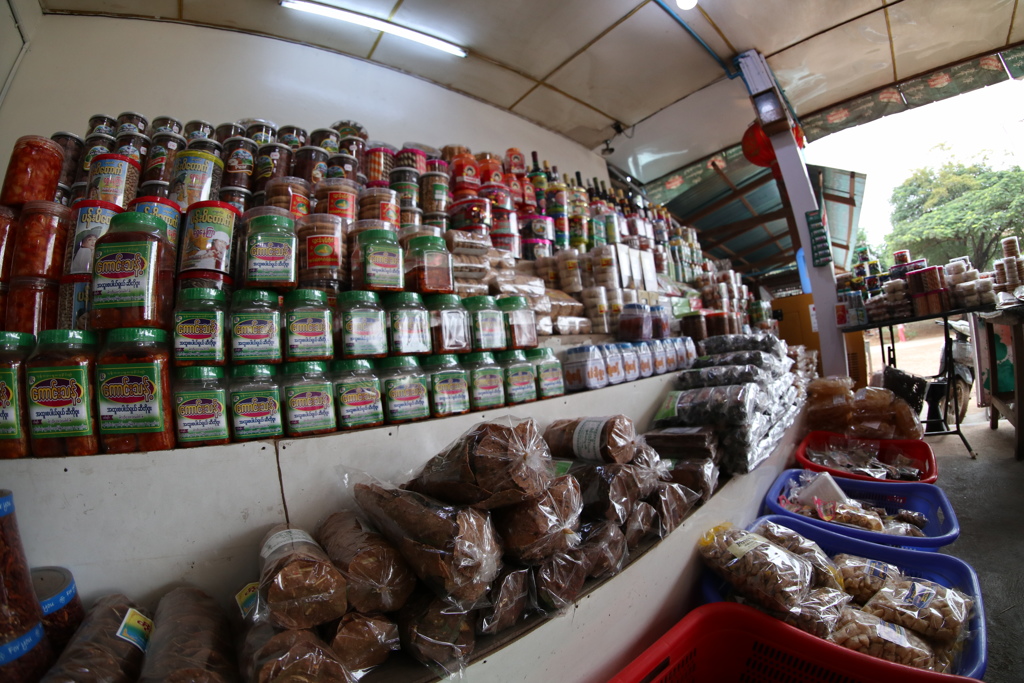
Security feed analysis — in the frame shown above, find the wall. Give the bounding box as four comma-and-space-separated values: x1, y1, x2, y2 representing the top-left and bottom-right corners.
0, 14, 608, 182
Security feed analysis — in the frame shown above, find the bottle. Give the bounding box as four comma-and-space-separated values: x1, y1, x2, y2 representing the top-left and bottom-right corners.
228, 364, 284, 441
174, 366, 231, 447
331, 359, 384, 430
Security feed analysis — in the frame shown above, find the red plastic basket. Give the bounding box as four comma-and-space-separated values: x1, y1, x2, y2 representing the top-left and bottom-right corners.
609, 603, 979, 683
794, 430, 938, 484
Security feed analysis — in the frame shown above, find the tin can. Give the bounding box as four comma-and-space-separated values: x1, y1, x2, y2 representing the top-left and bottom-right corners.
169, 150, 224, 211
85, 153, 140, 208
177, 201, 241, 276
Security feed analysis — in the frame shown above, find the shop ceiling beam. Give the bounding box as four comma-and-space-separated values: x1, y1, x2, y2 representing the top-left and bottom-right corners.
738, 248, 796, 274
678, 173, 773, 224
701, 208, 788, 247
823, 192, 856, 207
712, 166, 790, 256
733, 232, 789, 259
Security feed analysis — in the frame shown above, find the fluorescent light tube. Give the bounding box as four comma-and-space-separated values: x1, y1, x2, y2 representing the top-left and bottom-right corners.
676, 0, 698, 9
280, 0, 467, 57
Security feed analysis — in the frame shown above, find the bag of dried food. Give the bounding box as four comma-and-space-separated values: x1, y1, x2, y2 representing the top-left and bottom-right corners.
397, 591, 475, 676
258, 524, 348, 629
649, 481, 698, 537
534, 550, 589, 613
475, 566, 532, 636
862, 578, 973, 645
576, 521, 628, 579
832, 553, 903, 604
734, 586, 851, 639
41, 594, 149, 683
749, 519, 844, 591
830, 607, 940, 671
659, 457, 719, 503
543, 415, 637, 463
492, 474, 582, 564
652, 385, 761, 428
623, 501, 658, 551
882, 519, 926, 537
699, 333, 787, 358
675, 364, 771, 390
558, 461, 640, 526
691, 350, 791, 377
138, 587, 236, 683
241, 621, 354, 683
642, 426, 719, 463
325, 612, 400, 672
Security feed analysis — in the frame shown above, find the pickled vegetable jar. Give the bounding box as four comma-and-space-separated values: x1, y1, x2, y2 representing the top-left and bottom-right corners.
0, 332, 34, 458
1, 135, 65, 207
496, 349, 536, 405
244, 214, 298, 291
173, 366, 231, 448
12, 201, 72, 280
461, 352, 504, 411
406, 235, 453, 295
281, 361, 336, 437
525, 347, 564, 399
25, 329, 99, 456
424, 294, 471, 354
497, 296, 537, 350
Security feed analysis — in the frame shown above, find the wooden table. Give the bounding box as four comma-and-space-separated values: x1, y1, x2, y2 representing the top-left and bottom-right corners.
977, 305, 1024, 460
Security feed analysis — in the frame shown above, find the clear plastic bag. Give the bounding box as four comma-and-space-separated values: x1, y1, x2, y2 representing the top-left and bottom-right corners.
642, 427, 719, 463
475, 566, 532, 636
138, 587, 235, 683
396, 591, 475, 676
577, 521, 628, 579
832, 553, 903, 604
659, 457, 719, 502
326, 612, 400, 672
883, 519, 926, 537
830, 607, 940, 671
652, 385, 761, 427
675, 364, 771, 390
779, 587, 851, 638
649, 481, 698, 536
41, 594, 148, 683
749, 519, 843, 591
862, 578, 973, 645
692, 350, 792, 378
241, 621, 354, 683
563, 461, 642, 526
454, 277, 489, 297
258, 524, 349, 629
623, 501, 658, 550
882, 365, 929, 414
445, 229, 491, 255
490, 275, 546, 298
544, 415, 637, 464
452, 253, 490, 279
534, 551, 588, 613
699, 333, 787, 358
492, 474, 583, 564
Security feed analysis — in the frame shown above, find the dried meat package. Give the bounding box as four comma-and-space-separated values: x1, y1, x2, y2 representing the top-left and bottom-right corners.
623, 501, 658, 551
648, 481, 698, 536
543, 415, 637, 463
577, 521, 628, 579
325, 613, 400, 672
258, 524, 348, 629
240, 622, 354, 683
313, 511, 417, 613
407, 417, 553, 508
139, 587, 237, 683
41, 594, 149, 683
475, 566, 532, 636
534, 551, 588, 613
397, 591, 475, 674
563, 461, 642, 526
492, 474, 583, 564
354, 482, 503, 611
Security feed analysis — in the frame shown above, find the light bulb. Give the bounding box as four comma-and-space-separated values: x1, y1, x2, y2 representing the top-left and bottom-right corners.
676, 0, 698, 9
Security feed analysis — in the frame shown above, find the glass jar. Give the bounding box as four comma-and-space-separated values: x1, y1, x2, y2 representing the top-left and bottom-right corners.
680, 311, 707, 342
0, 205, 17, 281
230, 289, 282, 365
25, 330, 99, 456
173, 287, 227, 367
12, 201, 72, 280
421, 354, 470, 418
354, 229, 403, 292
229, 364, 283, 441
5, 277, 59, 335
599, 344, 625, 385
222, 137, 258, 190
244, 214, 298, 291
406, 235, 453, 295
497, 296, 538, 350
91, 211, 175, 330
383, 292, 431, 356
649, 340, 667, 375
281, 361, 336, 437
313, 178, 359, 221
1, 135, 65, 207
525, 347, 564, 399
336, 290, 387, 359
0, 332, 34, 458
563, 345, 608, 392
618, 303, 652, 342
424, 294, 471, 354
461, 352, 505, 411
265, 176, 311, 219
635, 342, 654, 378
463, 295, 507, 352
284, 289, 333, 362
495, 350, 537, 405
297, 213, 348, 288
173, 366, 231, 448
76, 133, 115, 184
376, 356, 429, 424
331, 359, 384, 430
651, 305, 671, 339
96, 327, 175, 454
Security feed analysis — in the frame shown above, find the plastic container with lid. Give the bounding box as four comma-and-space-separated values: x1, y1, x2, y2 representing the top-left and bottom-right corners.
462, 352, 505, 411
87, 114, 116, 137
284, 289, 333, 361
86, 153, 140, 208
0, 332, 34, 458
331, 359, 384, 430
419, 172, 450, 213
326, 153, 358, 179
599, 344, 625, 385
185, 119, 215, 140
383, 292, 431, 356
463, 295, 507, 352
449, 197, 491, 231
450, 153, 481, 198
376, 356, 430, 424
563, 345, 608, 392
230, 289, 282, 364
0, 205, 17, 281
279, 126, 308, 149
314, 177, 359, 221
219, 186, 253, 214
389, 166, 420, 206
226, 364, 283, 441
525, 347, 564, 399
116, 111, 148, 136
51, 132, 84, 188
244, 213, 298, 291
150, 115, 183, 135
115, 131, 151, 166
662, 337, 679, 372
265, 176, 311, 219
365, 146, 396, 183
246, 119, 278, 145
497, 296, 538, 350
495, 349, 537, 405
77, 132, 115, 184
336, 290, 387, 359
298, 213, 347, 288
1, 135, 65, 207
254, 143, 291, 195
25, 329, 99, 456
311, 128, 341, 154
281, 361, 337, 436
178, 200, 240, 280
12, 201, 71, 280
354, 229, 403, 292
635, 342, 654, 378
222, 137, 258, 190
424, 294, 471, 354
126, 195, 181, 254
173, 287, 227, 366
406, 235, 453, 295
96, 327, 175, 454
173, 366, 231, 447
5, 276, 57, 335
651, 305, 671, 339
618, 303, 653, 342
680, 311, 707, 342
648, 340, 668, 375
422, 354, 470, 417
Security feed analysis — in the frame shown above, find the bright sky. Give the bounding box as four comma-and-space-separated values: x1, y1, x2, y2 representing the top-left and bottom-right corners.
802, 77, 1024, 247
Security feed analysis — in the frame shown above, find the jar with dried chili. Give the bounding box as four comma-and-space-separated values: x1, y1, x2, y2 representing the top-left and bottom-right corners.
11, 200, 71, 280
0, 332, 34, 458
96, 327, 175, 454
25, 329, 99, 457
281, 361, 337, 437
5, 277, 58, 335
173, 366, 231, 448
405, 235, 453, 295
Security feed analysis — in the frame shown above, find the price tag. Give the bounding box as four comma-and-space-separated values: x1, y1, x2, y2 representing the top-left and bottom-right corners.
235, 581, 260, 618
115, 607, 153, 652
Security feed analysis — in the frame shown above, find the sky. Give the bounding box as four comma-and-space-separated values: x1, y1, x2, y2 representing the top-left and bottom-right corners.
802, 77, 1024, 247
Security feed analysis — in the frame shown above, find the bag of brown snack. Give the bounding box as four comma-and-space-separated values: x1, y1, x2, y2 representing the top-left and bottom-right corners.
544, 415, 637, 463
649, 481, 699, 536
561, 461, 642, 526
41, 594, 149, 683
476, 566, 532, 636
138, 587, 236, 683
493, 474, 583, 564
577, 521, 628, 579
623, 501, 658, 551
325, 613, 400, 672
258, 524, 348, 629
534, 551, 588, 613
241, 622, 353, 683
397, 591, 475, 674
659, 457, 719, 503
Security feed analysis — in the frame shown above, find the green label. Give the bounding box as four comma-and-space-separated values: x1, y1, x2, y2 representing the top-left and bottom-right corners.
174, 388, 229, 442
285, 381, 335, 434
473, 310, 506, 350
334, 377, 384, 428
505, 365, 537, 404
341, 310, 387, 357
431, 370, 469, 415
247, 235, 297, 283
231, 312, 282, 361
382, 376, 429, 422
389, 309, 431, 355
553, 460, 574, 477
26, 366, 94, 438
537, 360, 565, 398
97, 363, 165, 433
91, 241, 157, 309
174, 310, 226, 362
364, 243, 403, 289
286, 311, 333, 359
470, 368, 504, 409
231, 388, 283, 439
0, 367, 22, 439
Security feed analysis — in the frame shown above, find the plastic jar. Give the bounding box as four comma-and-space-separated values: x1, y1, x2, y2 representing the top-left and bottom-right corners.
283, 289, 333, 362
186, 136, 225, 156
5, 277, 58, 335
331, 359, 384, 430
52, 132, 84, 188
335, 290, 387, 359
463, 296, 507, 352
618, 303, 652, 342
635, 342, 653, 378
173, 366, 231, 448
151, 115, 183, 135
244, 214, 298, 291
563, 345, 608, 392
422, 354, 470, 417
377, 356, 430, 424
314, 178, 359, 221
449, 197, 492, 231
228, 364, 283, 440
495, 349, 537, 405
397, 148, 427, 174
504, 147, 526, 175
651, 305, 671, 339
265, 176, 311, 219
0, 332, 34, 458
173, 287, 227, 366
115, 131, 151, 166
358, 186, 400, 224
424, 294, 471, 354
326, 153, 358, 179
648, 340, 667, 375
365, 146, 396, 183
1, 135, 65, 207
25, 330, 98, 456
338, 136, 367, 169
126, 195, 181, 253
96, 327, 175, 454
62, 200, 118, 278
279, 125, 308, 149
116, 111, 148, 136
76, 133, 115, 184
230, 289, 282, 364
137, 180, 169, 199
419, 172, 450, 214
86, 153, 140, 208
599, 344, 625, 385
177, 200, 240, 279
311, 128, 341, 154
254, 143, 292, 194
281, 361, 337, 436
383, 292, 431, 356
525, 347, 564, 399
185, 119, 215, 140
450, 153, 481, 198
222, 137, 258, 190
144, 131, 185, 186
297, 213, 347, 288
389, 166, 420, 206
497, 296, 538, 350
219, 186, 253, 214
12, 201, 71, 280
398, 225, 440, 250
87, 114, 116, 137
462, 352, 505, 411
354, 229, 403, 292
290, 146, 327, 187
406, 235, 453, 295
246, 119, 278, 145
680, 311, 707, 342
0, 206, 17, 281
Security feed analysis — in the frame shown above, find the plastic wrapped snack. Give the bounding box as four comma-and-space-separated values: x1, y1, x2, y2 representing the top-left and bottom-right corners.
863, 579, 972, 645
642, 427, 719, 462
241, 622, 353, 683
452, 253, 490, 279
698, 525, 813, 612
546, 289, 585, 318
492, 474, 583, 564
652, 385, 761, 428
892, 398, 925, 439
326, 612, 400, 672
258, 524, 348, 629
675, 364, 771, 390
830, 608, 939, 671
408, 417, 553, 508
41, 594, 148, 683
649, 481, 698, 536
534, 550, 589, 613
454, 277, 489, 297
896, 509, 929, 528
780, 587, 852, 638
699, 333, 787, 358
883, 519, 926, 537
354, 483, 502, 611
139, 587, 236, 683
562, 461, 642, 526
475, 566, 532, 636
659, 458, 719, 502
827, 501, 885, 531
833, 553, 903, 604
882, 365, 928, 414
623, 501, 658, 551
577, 520, 628, 579
544, 415, 637, 464
750, 520, 843, 591
397, 591, 475, 671
445, 229, 490, 255
490, 275, 545, 298
692, 350, 791, 377
313, 511, 417, 613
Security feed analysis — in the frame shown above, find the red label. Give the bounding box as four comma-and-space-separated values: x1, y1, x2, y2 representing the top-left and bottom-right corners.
306, 235, 342, 268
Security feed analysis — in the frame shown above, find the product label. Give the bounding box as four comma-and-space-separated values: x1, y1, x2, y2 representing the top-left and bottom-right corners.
305, 235, 342, 269
97, 363, 165, 433
638, 351, 653, 377
605, 357, 624, 383
537, 361, 565, 398
505, 366, 536, 404
280, 133, 301, 147
431, 182, 447, 202
652, 348, 667, 374
311, 161, 327, 185
174, 311, 225, 362
0, 622, 43, 666
875, 621, 912, 648
227, 148, 254, 176
472, 310, 506, 350
174, 388, 229, 443
179, 204, 235, 273
26, 366, 94, 438
82, 144, 108, 172
247, 235, 297, 283
117, 122, 140, 136
91, 241, 157, 309
0, 367, 22, 439
235, 582, 259, 619
335, 377, 384, 427
68, 203, 118, 275
285, 382, 335, 434
88, 157, 131, 204
133, 201, 181, 248
117, 144, 142, 163
903, 582, 937, 609
572, 416, 612, 461
231, 389, 283, 439
289, 193, 310, 217
251, 131, 273, 145
146, 144, 168, 175
286, 312, 333, 359
389, 309, 430, 355
378, 201, 399, 224
260, 528, 316, 558
431, 370, 469, 415
341, 310, 387, 357
727, 532, 768, 559
257, 152, 277, 180
325, 190, 355, 219
470, 368, 504, 409
383, 377, 429, 422
116, 607, 154, 652
231, 312, 282, 361
364, 244, 403, 289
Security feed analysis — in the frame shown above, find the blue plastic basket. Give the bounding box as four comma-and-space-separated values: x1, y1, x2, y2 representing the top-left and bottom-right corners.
700, 515, 987, 680
763, 469, 960, 549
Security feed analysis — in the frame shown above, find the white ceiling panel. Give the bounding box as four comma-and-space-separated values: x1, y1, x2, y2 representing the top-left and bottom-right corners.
40, 0, 177, 16
391, 0, 638, 81
889, 0, 1015, 79
546, 2, 723, 126
372, 34, 535, 109
512, 85, 616, 150
601, 76, 755, 183
769, 13, 892, 115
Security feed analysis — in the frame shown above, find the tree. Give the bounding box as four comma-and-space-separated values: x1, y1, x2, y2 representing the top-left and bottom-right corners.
886, 162, 1024, 271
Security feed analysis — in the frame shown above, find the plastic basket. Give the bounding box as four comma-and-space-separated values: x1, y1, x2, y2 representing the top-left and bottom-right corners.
609, 602, 979, 683
700, 515, 986, 680
763, 469, 959, 549
795, 430, 938, 484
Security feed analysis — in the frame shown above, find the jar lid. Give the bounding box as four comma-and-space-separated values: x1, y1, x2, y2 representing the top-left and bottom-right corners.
407, 235, 445, 250
390, 166, 420, 177
232, 289, 277, 306
220, 186, 254, 196
337, 290, 380, 305
496, 296, 527, 311
494, 349, 526, 363
283, 360, 328, 376
462, 295, 497, 310
177, 287, 226, 304
651, 305, 666, 312
420, 354, 459, 369
461, 352, 495, 364
246, 118, 278, 129
297, 145, 328, 155
0, 331, 35, 349
298, 213, 346, 229
331, 359, 373, 373
37, 329, 97, 345
524, 347, 555, 361
105, 327, 168, 344
232, 364, 277, 379
21, 200, 71, 219
285, 288, 328, 307
52, 131, 84, 143
249, 214, 294, 231
382, 292, 423, 308
178, 366, 224, 381
423, 294, 462, 308
357, 229, 397, 244
616, 342, 636, 352
376, 356, 420, 371
109, 211, 170, 235
566, 345, 599, 358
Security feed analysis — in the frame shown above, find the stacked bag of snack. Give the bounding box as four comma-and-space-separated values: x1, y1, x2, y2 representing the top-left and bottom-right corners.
807, 376, 925, 440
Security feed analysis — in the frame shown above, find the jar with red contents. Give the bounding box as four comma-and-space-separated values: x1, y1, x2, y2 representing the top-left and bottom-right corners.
475, 152, 504, 184
5, 277, 58, 334
406, 236, 453, 295
26, 329, 100, 457
1, 135, 65, 207
293, 146, 329, 186
504, 174, 524, 206
11, 201, 71, 280
479, 183, 512, 212
0, 206, 17, 282
364, 145, 396, 183
0, 331, 34, 458
450, 153, 481, 199
449, 197, 492, 232
504, 147, 526, 175
618, 303, 652, 342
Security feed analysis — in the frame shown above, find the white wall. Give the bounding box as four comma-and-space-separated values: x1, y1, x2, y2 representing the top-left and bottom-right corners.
0, 14, 608, 182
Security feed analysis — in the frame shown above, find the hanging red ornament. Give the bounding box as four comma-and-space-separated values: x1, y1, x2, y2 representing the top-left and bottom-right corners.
741, 121, 776, 168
